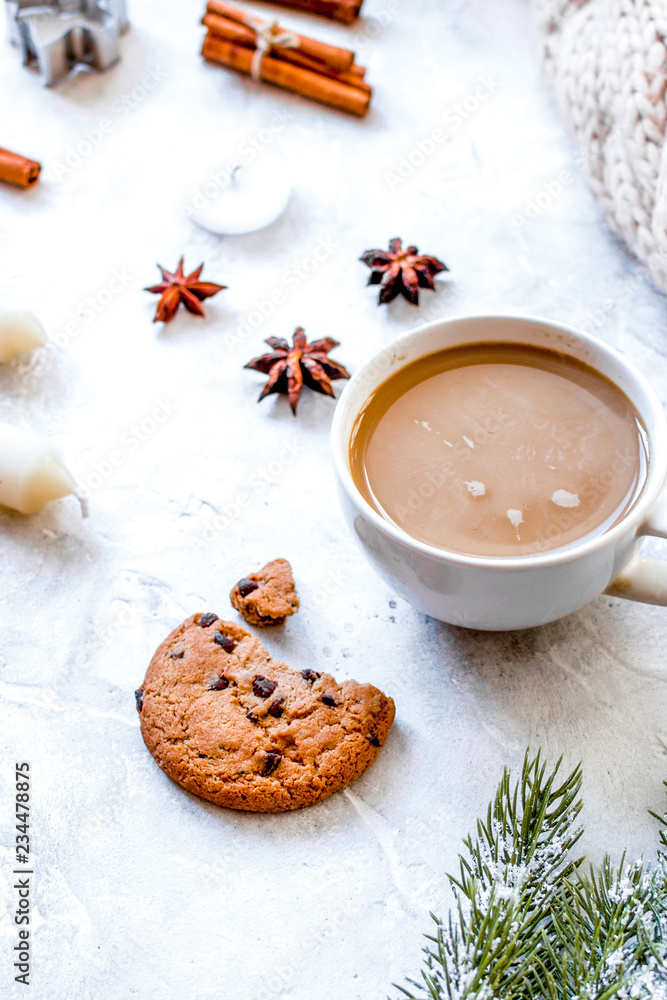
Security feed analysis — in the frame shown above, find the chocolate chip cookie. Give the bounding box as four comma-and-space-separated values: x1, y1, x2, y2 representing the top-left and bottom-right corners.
230, 558, 299, 626
137, 613, 395, 812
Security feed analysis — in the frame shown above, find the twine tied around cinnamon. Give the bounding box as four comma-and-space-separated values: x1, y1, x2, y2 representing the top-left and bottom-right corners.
240, 11, 300, 80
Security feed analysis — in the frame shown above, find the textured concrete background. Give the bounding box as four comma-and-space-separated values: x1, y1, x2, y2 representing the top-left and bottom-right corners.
1, 1, 667, 997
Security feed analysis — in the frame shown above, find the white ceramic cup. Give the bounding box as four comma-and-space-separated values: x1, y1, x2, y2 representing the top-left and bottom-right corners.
331, 314, 667, 630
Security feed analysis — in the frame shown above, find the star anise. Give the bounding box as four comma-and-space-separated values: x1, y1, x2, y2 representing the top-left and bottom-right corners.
360, 237, 448, 305
145, 256, 226, 322
245, 327, 350, 415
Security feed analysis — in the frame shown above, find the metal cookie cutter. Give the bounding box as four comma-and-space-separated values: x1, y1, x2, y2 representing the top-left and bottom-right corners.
5, 0, 129, 86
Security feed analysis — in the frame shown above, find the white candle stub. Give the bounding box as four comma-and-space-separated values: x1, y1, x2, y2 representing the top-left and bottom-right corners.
0, 310, 46, 362
189, 155, 291, 236
0, 422, 76, 514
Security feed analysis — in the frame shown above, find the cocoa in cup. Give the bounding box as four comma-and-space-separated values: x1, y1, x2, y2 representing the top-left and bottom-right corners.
331, 315, 667, 630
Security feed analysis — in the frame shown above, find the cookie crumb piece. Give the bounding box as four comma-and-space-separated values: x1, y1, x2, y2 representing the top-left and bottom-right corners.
213, 632, 236, 653
199, 612, 219, 628
230, 558, 299, 627
260, 752, 282, 776
301, 669, 321, 682
135, 688, 144, 712
253, 675, 277, 699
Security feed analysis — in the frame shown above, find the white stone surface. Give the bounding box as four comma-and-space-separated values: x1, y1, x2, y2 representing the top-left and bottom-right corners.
0, 0, 667, 997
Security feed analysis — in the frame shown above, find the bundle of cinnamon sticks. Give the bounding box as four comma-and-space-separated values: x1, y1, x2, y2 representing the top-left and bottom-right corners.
201, 1, 371, 117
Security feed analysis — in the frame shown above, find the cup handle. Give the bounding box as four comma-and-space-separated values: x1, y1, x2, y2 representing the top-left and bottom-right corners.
606, 492, 667, 605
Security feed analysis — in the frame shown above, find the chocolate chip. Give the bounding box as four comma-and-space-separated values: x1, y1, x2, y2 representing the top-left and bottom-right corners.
237, 578, 260, 598
213, 632, 236, 653
246, 712, 259, 723
268, 697, 285, 718
253, 675, 277, 698
301, 669, 321, 683
169, 650, 184, 659
134, 688, 144, 712
367, 735, 381, 747
198, 753, 208, 759
209, 676, 229, 691
321, 693, 337, 707
199, 612, 219, 627
260, 752, 281, 776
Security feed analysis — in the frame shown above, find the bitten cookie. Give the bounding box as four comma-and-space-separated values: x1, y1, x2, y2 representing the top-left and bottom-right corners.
230, 558, 299, 626
136, 613, 395, 812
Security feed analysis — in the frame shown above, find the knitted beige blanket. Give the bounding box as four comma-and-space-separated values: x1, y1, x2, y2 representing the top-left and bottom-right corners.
534, 0, 667, 292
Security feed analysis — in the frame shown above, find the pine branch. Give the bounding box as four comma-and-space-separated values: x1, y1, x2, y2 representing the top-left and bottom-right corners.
394, 754, 667, 1000
535, 855, 665, 999
638, 783, 667, 998
395, 749, 584, 1000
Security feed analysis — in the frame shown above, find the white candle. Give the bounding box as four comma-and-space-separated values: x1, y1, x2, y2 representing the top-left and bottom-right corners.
0, 422, 76, 514
188, 154, 291, 235
0, 310, 46, 362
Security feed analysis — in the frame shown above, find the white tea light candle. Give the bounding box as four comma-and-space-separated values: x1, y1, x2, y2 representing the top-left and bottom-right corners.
188, 154, 291, 235
0, 310, 46, 362
0, 422, 76, 514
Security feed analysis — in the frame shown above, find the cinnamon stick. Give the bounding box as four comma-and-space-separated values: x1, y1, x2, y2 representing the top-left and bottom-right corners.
270, 47, 369, 90
203, 12, 368, 89
255, 0, 363, 24
202, 32, 371, 116
205, 1, 354, 71
0, 147, 41, 189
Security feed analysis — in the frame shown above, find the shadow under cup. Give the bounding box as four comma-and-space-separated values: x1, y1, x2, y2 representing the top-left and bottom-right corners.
331, 316, 667, 630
